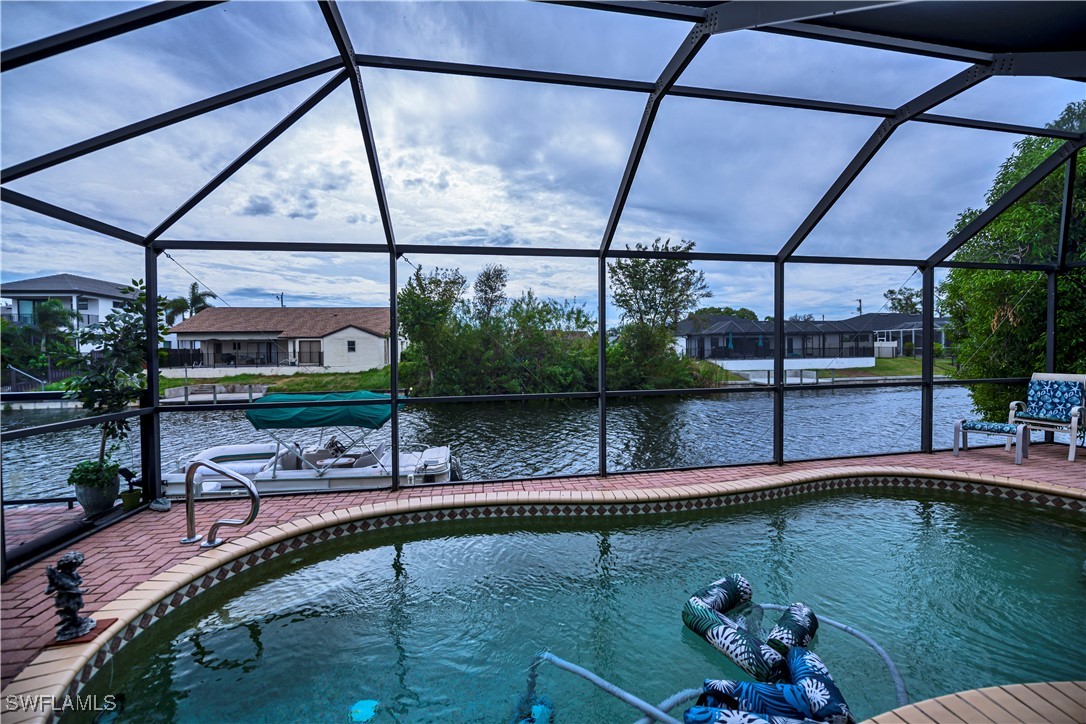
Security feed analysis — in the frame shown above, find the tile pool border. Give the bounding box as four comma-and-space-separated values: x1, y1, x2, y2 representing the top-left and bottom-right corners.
3, 466, 1083, 723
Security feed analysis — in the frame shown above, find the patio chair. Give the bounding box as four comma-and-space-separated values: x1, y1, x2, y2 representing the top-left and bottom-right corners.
1007, 372, 1085, 462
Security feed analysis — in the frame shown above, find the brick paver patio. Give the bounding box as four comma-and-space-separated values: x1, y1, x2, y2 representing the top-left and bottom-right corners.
2, 444, 1082, 695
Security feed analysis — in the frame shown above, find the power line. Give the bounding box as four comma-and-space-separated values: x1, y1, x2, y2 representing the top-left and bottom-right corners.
162, 252, 230, 307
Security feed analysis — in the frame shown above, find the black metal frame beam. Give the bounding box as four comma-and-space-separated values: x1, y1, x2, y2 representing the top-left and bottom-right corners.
149, 239, 1068, 270
1048, 153, 1077, 382
598, 256, 608, 476
1055, 155, 1078, 272
773, 261, 785, 464
920, 266, 934, 452
546, 0, 1011, 67
140, 71, 348, 245
320, 2, 398, 258
141, 248, 163, 500
763, 22, 993, 63
545, 1, 707, 23
2, 59, 341, 183
926, 137, 1086, 266
597, 1, 891, 257
0, 1, 224, 72
319, 0, 403, 487
1, 49, 1071, 189
777, 61, 997, 262
598, 20, 712, 256
0, 188, 144, 245
352, 53, 1073, 140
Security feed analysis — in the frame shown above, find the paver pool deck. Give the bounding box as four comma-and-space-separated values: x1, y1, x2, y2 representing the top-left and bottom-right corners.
2, 444, 1083, 722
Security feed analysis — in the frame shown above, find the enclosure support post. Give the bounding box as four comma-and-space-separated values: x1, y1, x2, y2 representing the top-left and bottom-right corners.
773, 261, 785, 464
920, 266, 934, 454
598, 255, 608, 477
141, 246, 162, 500
389, 253, 401, 490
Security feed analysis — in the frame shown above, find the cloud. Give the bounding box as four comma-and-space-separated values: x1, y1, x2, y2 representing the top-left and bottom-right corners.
1, 2, 1070, 321
239, 195, 276, 217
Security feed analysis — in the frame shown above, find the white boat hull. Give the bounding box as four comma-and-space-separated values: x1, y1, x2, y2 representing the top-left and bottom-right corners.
162, 442, 459, 498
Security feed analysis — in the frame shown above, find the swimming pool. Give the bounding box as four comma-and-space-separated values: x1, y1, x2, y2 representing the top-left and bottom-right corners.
77, 489, 1086, 723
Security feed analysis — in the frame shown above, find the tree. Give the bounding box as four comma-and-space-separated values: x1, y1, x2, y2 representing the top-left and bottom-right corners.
472, 264, 508, 325
64, 281, 166, 468
884, 288, 920, 314
938, 101, 1086, 419
397, 266, 468, 386
608, 238, 711, 329
788, 313, 815, 322
686, 305, 759, 331
163, 282, 217, 325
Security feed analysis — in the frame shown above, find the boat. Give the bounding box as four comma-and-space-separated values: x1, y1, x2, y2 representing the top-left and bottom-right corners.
162, 391, 460, 498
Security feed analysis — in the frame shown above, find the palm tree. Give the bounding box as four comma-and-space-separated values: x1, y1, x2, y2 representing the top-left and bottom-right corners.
164, 282, 217, 324
161, 297, 189, 326
27, 299, 78, 375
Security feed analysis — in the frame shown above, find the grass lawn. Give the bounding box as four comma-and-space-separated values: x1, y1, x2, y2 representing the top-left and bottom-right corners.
818, 357, 956, 378
158, 367, 392, 394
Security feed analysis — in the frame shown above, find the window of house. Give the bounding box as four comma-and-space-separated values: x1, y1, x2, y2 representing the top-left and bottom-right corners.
112, 301, 124, 309
232, 342, 241, 351
347, 340, 356, 353
77, 299, 89, 311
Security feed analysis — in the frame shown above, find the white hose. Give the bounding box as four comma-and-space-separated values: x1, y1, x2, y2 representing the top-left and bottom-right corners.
757, 603, 909, 706
536, 652, 681, 724
633, 688, 702, 724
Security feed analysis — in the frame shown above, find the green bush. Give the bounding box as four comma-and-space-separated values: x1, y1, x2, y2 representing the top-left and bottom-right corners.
932, 342, 944, 358
67, 460, 120, 489
903, 341, 915, 357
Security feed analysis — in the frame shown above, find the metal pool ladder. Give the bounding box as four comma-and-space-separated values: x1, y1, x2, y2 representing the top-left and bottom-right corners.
180, 459, 260, 548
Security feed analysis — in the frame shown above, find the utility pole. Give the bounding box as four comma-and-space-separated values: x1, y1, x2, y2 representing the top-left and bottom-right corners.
274, 293, 285, 307
855, 299, 862, 315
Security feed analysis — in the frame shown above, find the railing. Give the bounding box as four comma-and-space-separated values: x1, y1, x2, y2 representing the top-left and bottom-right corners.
4, 364, 83, 392
689, 346, 875, 360
6, 365, 46, 391
1, 313, 98, 327
160, 349, 293, 368
181, 459, 260, 547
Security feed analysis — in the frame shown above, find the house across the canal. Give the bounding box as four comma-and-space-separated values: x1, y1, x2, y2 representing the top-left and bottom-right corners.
675, 312, 949, 373
165, 307, 393, 377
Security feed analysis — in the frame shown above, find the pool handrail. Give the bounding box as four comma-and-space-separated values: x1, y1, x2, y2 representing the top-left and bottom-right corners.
180, 458, 260, 547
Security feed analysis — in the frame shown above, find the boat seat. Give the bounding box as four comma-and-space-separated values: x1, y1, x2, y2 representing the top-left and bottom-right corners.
353, 441, 387, 468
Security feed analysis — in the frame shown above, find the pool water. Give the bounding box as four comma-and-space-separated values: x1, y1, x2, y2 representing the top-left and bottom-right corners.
79, 490, 1086, 723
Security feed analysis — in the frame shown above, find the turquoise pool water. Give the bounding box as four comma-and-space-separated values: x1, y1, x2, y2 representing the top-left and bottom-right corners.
78, 490, 1086, 723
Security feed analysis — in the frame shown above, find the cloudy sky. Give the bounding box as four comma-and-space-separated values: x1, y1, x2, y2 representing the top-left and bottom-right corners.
1, 1, 1083, 322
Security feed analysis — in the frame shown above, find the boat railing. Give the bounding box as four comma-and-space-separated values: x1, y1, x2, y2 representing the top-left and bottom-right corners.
180, 459, 260, 548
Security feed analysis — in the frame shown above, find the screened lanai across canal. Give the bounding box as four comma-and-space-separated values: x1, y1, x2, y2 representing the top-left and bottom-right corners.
1, 1, 1083, 580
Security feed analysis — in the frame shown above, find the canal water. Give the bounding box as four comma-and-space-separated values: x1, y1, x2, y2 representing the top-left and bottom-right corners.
2, 386, 981, 501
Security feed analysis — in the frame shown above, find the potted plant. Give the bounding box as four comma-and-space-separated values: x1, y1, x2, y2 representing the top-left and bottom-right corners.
64, 281, 160, 517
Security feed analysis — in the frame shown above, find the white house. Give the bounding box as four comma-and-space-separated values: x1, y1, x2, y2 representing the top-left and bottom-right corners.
0, 273, 137, 351
165, 307, 394, 377
0, 273, 134, 328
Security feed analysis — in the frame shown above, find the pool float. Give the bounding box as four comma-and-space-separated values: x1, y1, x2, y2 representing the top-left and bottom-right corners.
682, 575, 852, 724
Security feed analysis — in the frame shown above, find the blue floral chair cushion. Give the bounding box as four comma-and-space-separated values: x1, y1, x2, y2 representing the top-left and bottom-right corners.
961, 421, 1018, 435
1021, 379, 1084, 423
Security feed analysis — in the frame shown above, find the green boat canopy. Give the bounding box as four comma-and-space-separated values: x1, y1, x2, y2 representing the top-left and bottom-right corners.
245, 391, 402, 430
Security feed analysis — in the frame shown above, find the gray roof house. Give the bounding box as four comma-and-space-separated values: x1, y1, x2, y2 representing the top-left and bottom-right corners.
676, 312, 948, 371
0, 273, 135, 330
